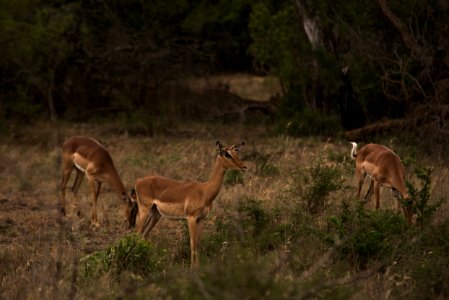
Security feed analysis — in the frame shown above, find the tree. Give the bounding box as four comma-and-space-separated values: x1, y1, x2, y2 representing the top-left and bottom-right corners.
0, 0, 79, 121
248, 0, 449, 136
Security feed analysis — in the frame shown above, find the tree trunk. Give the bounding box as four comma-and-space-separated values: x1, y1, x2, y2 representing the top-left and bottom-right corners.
47, 69, 58, 122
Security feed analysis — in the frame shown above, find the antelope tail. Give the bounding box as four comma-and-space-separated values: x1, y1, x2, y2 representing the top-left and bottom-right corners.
350, 142, 358, 159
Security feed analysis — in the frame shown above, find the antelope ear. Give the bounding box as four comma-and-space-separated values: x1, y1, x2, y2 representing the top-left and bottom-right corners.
234, 141, 245, 152
216, 141, 225, 155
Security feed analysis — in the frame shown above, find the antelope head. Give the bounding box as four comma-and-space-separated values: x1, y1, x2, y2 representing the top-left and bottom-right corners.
123, 191, 138, 228
216, 141, 247, 171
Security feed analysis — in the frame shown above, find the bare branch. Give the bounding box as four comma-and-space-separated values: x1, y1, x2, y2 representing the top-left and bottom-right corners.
376, 0, 427, 62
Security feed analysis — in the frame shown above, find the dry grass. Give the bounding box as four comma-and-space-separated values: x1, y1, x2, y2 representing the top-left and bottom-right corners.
1, 121, 448, 299
179, 73, 283, 102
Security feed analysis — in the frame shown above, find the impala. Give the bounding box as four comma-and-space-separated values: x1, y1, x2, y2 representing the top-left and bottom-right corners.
130, 141, 247, 267
60, 136, 137, 227
350, 142, 412, 224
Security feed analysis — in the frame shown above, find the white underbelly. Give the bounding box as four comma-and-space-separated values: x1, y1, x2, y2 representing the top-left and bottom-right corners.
74, 162, 86, 173
154, 200, 186, 219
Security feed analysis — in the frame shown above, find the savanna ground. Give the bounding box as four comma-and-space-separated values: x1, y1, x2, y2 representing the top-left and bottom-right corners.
1, 121, 449, 299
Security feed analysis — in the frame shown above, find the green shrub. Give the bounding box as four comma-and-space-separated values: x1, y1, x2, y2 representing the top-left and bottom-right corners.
279, 108, 341, 137
255, 154, 280, 177
276, 87, 341, 136
224, 169, 244, 186
239, 198, 286, 252
203, 198, 285, 256
80, 234, 165, 280
391, 220, 449, 298
200, 215, 234, 258
290, 158, 344, 213
328, 203, 408, 268
240, 198, 270, 236
169, 254, 293, 300
406, 167, 445, 227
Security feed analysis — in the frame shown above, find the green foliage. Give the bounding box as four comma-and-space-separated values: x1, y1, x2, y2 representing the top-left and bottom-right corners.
328, 203, 408, 268
183, 0, 252, 66
406, 167, 445, 227
390, 220, 449, 298
169, 255, 293, 300
255, 154, 279, 177
80, 234, 165, 280
248, 0, 449, 136
241, 200, 285, 252
6, 87, 43, 123
279, 106, 341, 137
118, 109, 160, 136
239, 198, 270, 237
0, 0, 79, 121
291, 158, 344, 213
224, 169, 244, 186
276, 86, 341, 136
249, 2, 300, 81
200, 215, 233, 256
202, 197, 285, 256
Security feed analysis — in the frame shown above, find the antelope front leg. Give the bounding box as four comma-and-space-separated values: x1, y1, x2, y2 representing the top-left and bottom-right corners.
392, 189, 402, 213
136, 205, 150, 234
374, 181, 380, 210
356, 170, 365, 198
87, 176, 102, 227
60, 165, 74, 216
196, 218, 204, 248
363, 178, 374, 205
70, 170, 84, 216
187, 216, 199, 268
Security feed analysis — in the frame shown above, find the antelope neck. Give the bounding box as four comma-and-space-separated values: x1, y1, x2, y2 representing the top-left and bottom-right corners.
202, 157, 227, 203
107, 170, 127, 198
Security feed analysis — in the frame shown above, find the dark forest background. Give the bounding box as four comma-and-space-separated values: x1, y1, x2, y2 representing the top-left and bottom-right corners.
1, 0, 448, 138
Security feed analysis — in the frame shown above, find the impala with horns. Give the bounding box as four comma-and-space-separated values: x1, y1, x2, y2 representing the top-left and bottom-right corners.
60, 136, 137, 227
350, 142, 412, 224
130, 141, 247, 267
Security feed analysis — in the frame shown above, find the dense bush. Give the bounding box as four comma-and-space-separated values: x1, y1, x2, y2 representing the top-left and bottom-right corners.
202, 197, 285, 256
328, 203, 408, 269
168, 255, 294, 300
80, 234, 165, 280
407, 167, 446, 227
290, 158, 344, 213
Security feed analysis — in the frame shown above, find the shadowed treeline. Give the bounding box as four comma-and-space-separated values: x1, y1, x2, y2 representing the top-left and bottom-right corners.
0, 0, 448, 141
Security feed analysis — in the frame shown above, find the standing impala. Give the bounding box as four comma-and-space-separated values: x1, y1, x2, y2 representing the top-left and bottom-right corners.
60, 136, 137, 228
130, 141, 247, 267
350, 142, 412, 224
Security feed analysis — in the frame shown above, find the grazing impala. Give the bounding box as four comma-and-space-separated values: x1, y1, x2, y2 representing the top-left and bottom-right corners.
60, 136, 137, 227
350, 142, 412, 224
130, 141, 247, 267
